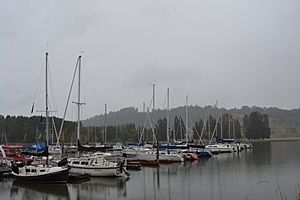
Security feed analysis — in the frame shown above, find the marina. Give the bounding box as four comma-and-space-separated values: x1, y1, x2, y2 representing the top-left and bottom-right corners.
1, 140, 300, 199
1, 1, 300, 199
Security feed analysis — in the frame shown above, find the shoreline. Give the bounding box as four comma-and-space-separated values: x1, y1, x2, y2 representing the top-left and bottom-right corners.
248, 137, 300, 142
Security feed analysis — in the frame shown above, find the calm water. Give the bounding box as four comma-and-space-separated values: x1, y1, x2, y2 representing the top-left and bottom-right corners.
1, 141, 300, 200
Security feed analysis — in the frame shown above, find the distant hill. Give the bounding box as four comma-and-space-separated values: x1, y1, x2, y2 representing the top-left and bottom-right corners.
83, 106, 300, 138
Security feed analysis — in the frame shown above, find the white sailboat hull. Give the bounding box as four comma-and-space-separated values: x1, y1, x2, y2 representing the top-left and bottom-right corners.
69, 166, 123, 177
68, 156, 127, 177
136, 151, 184, 162
205, 144, 233, 153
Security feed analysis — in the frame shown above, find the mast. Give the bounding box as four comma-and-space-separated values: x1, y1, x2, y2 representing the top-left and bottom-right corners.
94, 127, 96, 144
185, 95, 188, 144
215, 100, 218, 139
45, 52, 49, 145
152, 84, 155, 112
116, 125, 118, 142
173, 119, 176, 142
87, 126, 90, 142
208, 114, 211, 144
167, 88, 170, 146
221, 114, 223, 139
77, 55, 82, 141
233, 118, 235, 139
228, 114, 231, 139
104, 103, 107, 145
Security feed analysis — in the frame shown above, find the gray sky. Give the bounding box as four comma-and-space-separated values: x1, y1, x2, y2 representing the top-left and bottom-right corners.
1, 0, 300, 120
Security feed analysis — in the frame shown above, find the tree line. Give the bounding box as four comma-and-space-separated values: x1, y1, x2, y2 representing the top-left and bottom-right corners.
0, 111, 270, 144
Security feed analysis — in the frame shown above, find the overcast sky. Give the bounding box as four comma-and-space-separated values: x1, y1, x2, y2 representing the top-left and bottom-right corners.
1, 0, 300, 120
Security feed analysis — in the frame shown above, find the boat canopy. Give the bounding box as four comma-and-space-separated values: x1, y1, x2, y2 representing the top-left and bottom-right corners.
22, 146, 49, 157
2, 145, 23, 149
26, 144, 47, 152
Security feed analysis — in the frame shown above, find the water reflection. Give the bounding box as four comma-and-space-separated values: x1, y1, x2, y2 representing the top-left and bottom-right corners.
7, 176, 128, 200
10, 181, 70, 200
138, 162, 200, 200
1, 141, 300, 200
68, 177, 128, 200
251, 141, 271, 165
135, 148, 278, 200
0, 179, 13, 200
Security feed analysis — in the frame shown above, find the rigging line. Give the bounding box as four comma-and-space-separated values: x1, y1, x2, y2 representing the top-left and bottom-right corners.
199, 109, 208, 144
209, 112, 221, 144
57, 57, 80, 144
84, 62, 102, 116
31, 59, 45, 115
82, 62, 89, 121
170, 93, 177, 112
46, 57, 59, 141
147, 109, 157, 143
140, 95, 152, 141
189, 118, 203, 144
147, 98, 157, 143
138, 89, 156, 144
148, 93, 153, 110
81, 76, 87, 122
51, 115, 58, 143
139, 111, 149, 144
162, 90, 167, 110
48, 103, 59, 141
47, 58, 58, 113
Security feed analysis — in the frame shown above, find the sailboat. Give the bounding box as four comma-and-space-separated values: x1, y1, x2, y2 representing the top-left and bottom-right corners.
67, 55, 129, 177
12, 52, 69, 183
135, 89, 185, 163
205, 113, 234, 154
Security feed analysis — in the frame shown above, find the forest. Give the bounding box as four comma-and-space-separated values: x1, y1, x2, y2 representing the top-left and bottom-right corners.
0, 111, 270, 144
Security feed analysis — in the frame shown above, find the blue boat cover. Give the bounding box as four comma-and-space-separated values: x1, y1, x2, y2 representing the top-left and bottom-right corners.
26, 144, 47, 152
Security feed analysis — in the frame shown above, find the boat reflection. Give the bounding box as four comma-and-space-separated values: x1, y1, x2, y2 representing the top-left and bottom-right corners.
68, 177, 129, 199
10, 181, 70, 199
0, 179, 13, 200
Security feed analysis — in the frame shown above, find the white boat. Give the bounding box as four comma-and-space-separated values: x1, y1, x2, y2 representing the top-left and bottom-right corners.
205, 143, 233, 154
122, 146, 153, 157
48, 145, 62, 155
68, 155, 129, 177
136, 150, 185, 162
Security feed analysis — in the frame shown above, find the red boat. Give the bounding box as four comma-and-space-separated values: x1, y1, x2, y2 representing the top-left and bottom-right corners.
0, 145, 33, 166
184, 152, 198, 161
